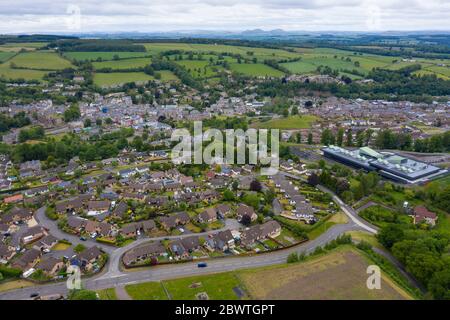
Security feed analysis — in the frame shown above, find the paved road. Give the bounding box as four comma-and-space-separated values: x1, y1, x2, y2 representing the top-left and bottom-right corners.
0, 171, 397, 300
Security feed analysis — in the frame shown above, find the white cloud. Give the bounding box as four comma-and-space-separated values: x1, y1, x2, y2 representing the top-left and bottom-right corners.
0, 0, 449, 33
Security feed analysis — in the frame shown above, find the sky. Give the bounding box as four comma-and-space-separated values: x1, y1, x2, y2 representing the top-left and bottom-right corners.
1, 0, 450, 34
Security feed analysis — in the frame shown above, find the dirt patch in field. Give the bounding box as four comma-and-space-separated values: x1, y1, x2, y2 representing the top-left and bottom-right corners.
240, 248, 411, 300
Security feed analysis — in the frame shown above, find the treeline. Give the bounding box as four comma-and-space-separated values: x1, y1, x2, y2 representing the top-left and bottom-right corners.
263, 59, 290, 74
0, 112, 31, 133
48, 40, 146, 52
2, 128, 134, 164
259, 66, 450, 103
375, 129, 450, 153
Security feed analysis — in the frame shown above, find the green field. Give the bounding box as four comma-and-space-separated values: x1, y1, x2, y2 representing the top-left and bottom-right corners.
0, 42, 47, 52
230, 63, 284, 77
253, 115, 319, 129
92, 57, 152, 70
0, 63, 47, 80
93, 70, 177, 87
96, 288, 118, 300
63, 51, 150, 62
125, 282, 168, 300
7, 51, 73, 70
0, 52, 15, 63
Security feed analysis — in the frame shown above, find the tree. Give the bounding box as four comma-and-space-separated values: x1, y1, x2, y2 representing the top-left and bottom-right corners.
84, 119, 92, 128
240, 214, 252, 226
345, 129, 353, 147
307, 132, 313, 145
243, 193, 260, 210
336, 128, 344, 146
223, 189, 235, 201
287, 252, 299, 263
250, 180, 262, 192
295, 132, 302, 143
377, 224, 405, 249
307, 173, 319, 187
67, 289, 98, 300
63, 105, 81, 123
428, 267, 450, 300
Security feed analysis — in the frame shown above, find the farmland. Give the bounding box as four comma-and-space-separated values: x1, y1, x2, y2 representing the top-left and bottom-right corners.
0, 52, 15, 63
92, 57, 152, 70
7, 51, 74, 70
0, 63, 48, 80
252, 115, 319, 130
63, 51, 150, 62
93, 70, 177, 87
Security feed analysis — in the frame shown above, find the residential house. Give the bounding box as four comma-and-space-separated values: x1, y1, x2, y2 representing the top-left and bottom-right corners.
0, 244, 16, 263
216, 204, 232, 218
21, 226, 48, 245
122, 241, 166, 266
197, 207, 217, 223
36, 257, 64, 277
412, 206, 438, 226
74, 246, 103, 271
236, 204, 258, 223
13, 249, 41, 270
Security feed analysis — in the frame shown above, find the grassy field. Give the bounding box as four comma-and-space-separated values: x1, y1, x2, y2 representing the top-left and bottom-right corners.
0, 280, 35, 292
7, 51, 73, 70
0, 52, 15, 63
94, 72, 153, 87
240, 247, 412, 300
93, 71, 176, 87
92, 57, 152, 70
230, 63, 284, 77
63, 51, 150, 61
163, 273, 243, 300
97, 288, 118, 300
0, 42, 47, 52
0, 63, 47, 80
125, 282, 168, 300
252, 115, 319, 129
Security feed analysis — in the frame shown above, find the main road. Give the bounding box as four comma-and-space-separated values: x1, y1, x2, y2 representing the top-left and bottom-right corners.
0, 171, 383, 300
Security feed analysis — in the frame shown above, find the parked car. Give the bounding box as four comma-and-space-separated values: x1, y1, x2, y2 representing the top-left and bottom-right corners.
80, 236, 87, 241
197, 262, 208, 268
29, 293, 39, 298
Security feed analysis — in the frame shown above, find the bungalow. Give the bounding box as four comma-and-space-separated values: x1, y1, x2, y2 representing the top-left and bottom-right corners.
119, 220, 156, 238
0, 223, 9, 235
0, 207, 33, 225
122, 241, 166, 266
75, 246, 103, 271
169, 240, 189, 258
36, 257, 64, 277
240, 220, 281, 248
0, 244, 16, 263
209, 178, 227, 189
118, 168, 136, 179
198, 208, 217, 223
412, 206, 438, 226
21, 226, 48, 245
13, 248, 41, 270
216, 204, 232, 218
210, 230, 235, 251
24, 186, 49, 198
159, 212, 190, 230
272, 199, 283, 215
112, 201, 128, 218
67, 216, 87, 233
55, 198, 84, 214
236, 204, 258, 223
87, 200, 111, 215
3, 194, 23, 204
33, 235, 58, 251
121, 192, 146, 202
180, 236, 201, 252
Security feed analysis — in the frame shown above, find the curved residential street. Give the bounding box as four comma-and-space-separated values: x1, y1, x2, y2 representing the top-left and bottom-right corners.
2, 172, 410, 300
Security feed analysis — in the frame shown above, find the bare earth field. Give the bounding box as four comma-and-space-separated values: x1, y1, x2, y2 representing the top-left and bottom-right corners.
239, 247, 412, 300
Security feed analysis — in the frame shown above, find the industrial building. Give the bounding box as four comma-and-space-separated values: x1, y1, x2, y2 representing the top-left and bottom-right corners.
322, 146, 447, 184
